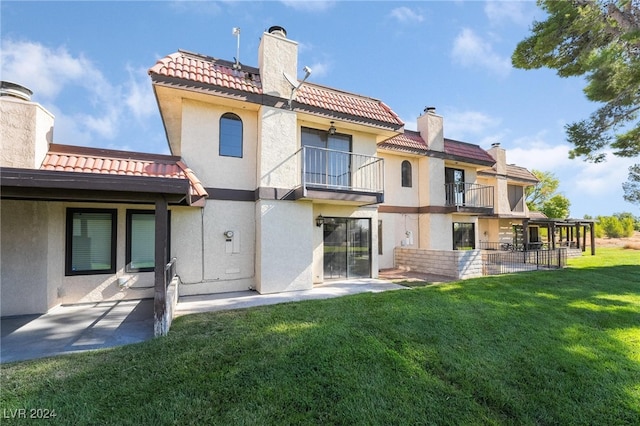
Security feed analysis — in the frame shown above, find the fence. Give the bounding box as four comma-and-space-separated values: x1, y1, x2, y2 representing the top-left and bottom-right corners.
165, 257, 177, 288
483, 249, 567, 275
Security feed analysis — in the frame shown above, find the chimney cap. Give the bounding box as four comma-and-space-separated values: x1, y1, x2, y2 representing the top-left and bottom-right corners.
424, 106, 436, 114
267, 25, 287, 37
491, 142, 501, 148
0, 81, 33, 101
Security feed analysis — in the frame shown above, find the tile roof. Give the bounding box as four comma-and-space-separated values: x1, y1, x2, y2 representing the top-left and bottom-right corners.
378, 131, 495, 165
377, 130, 428, 153
479, 164, 539, 183
149, 51, 262, 94
41, 144, 208, 201
443, 139, 496, 165
296, 84, 403, 126
149, 50, 403, 127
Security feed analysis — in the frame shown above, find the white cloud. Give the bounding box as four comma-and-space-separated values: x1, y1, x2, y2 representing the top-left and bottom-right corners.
573, 155, 637, 196
451, 28, 511, 77
0, 40, 102, 99
484, 1, 530, 26
124, 65, 157, 120
308, 60, 331, 79
1, 39, 155, 146
280, 0, 335, 12
443, 109, 502, 140
390, 6, 424, 24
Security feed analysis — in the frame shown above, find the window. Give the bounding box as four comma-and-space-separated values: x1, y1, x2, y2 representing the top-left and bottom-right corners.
219, 112, 243, 157
508, 184, 524, 212
401, 160, 412, 187
126, 210, 171, 272
66, 209, 117, 275
453, 222, 475, 250
301, 127, 352, 187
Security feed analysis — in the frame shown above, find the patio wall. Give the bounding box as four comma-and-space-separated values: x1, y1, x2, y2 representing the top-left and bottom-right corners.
394, 247, 483, 279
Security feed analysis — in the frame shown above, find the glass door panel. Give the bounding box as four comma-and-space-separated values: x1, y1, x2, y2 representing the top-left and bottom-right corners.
323, 218, 371, 279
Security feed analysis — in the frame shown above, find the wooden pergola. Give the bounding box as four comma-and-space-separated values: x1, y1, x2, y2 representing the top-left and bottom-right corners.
523, 218, 596, 255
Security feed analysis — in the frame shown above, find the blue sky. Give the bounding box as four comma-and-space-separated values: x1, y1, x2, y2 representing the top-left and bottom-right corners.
2, 1, 637, 217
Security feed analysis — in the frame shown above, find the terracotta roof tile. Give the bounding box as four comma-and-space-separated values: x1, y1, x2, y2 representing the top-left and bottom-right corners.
480, 164, 539, 183
444, 139, 496, 165
379, 132, 495, 165
296, 84, 403, 126
41, 144, 208, 200
378, 130, 428, 153
149, 50, 403, 127
149, 51, 262, 94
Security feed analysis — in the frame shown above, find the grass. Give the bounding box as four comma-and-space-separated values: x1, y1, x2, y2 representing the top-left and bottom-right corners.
1, 248, 639, 425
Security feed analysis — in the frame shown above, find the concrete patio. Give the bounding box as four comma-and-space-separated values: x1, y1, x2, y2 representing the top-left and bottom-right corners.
1, 279, 408, 363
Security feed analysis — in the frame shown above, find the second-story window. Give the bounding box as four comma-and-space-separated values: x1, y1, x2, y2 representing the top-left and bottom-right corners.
219, 112, 243, 157
401, 160, 412, 187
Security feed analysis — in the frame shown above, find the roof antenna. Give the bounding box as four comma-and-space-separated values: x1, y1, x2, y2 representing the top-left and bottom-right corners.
232, 27, 241, 69
284, 66, 312, 109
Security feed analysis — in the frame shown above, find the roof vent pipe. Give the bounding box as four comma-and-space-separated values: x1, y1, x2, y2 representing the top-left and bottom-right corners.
0, 81, 33, 101
268, 25, 287, 38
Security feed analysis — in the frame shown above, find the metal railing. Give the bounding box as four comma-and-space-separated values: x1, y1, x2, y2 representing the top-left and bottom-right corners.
483, 248, 566, 275
478, 241, 549, 251
445, 182, 494, 208
164, 257, 177, 288
298, 146, 384, 193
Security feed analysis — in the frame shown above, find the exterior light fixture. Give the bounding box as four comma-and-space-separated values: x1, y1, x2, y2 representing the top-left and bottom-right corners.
316, 215, 324, 227
328, 121, 336, 135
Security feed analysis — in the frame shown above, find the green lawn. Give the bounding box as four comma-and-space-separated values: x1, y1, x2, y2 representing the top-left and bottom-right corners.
1, 248, 639, 425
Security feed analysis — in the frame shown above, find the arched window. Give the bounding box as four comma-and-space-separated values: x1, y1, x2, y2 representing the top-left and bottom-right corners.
401, 160, 412, 187
219, 113, 243, 157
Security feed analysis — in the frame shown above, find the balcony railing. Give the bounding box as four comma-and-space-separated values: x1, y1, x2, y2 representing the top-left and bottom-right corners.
445, 182, 494, 209
297, 146, 384, 195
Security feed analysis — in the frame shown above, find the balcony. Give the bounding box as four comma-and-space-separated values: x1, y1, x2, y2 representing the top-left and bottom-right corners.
444, 182, 494, 214
293, 146, 384, 204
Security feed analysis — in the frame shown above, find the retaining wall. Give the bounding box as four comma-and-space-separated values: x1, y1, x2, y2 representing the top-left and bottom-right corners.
394, 248, 483, 279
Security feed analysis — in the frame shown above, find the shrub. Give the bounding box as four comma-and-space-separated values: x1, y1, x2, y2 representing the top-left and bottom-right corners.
598, 216, 625, 238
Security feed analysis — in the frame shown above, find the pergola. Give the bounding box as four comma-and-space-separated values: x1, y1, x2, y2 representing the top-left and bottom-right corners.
523, 218, 596, 255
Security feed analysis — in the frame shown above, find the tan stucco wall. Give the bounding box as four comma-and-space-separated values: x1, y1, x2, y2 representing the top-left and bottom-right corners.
180, 99, 257, 190
1, 201, 51, 316
258, 105, 298, 189
1, 201, 171, 316
419, 214, 452, 250
172, 201, 257, 295
379, 152, 420, 207
378, 212, 419, 269
0, 96, 53, 169
256, 200, 313, 293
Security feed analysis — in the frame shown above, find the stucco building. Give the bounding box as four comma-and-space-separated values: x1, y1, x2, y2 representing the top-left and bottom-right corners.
1, 26, 542, 322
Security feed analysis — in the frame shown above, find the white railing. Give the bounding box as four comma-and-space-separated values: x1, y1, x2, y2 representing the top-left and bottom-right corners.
297, 146, 384, 194
445, 182, 494, 208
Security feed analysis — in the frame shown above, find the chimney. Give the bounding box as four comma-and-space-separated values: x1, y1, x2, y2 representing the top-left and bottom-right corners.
487, 142, 506, 174
417, 106, 444, 152
0, 81, 54, 169
258, 26, 298, 98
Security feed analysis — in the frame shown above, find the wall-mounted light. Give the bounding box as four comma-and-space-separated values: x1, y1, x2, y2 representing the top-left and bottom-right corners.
316, 215, 324, 227
328, 121, 336, 135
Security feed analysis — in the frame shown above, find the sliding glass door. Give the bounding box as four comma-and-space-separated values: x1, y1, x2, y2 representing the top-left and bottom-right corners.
323, 218, 371, 279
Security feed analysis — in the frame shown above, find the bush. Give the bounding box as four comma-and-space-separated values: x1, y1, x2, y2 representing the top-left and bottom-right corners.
597, 216, 634, 238
621, 217, 635, 237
